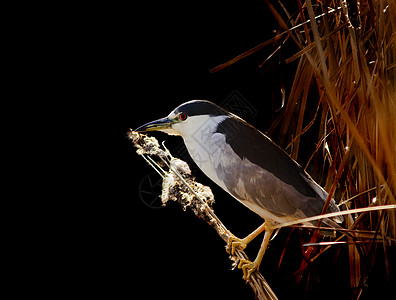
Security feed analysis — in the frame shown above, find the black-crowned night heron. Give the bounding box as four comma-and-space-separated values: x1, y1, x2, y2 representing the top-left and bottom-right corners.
135, 100, 343, 280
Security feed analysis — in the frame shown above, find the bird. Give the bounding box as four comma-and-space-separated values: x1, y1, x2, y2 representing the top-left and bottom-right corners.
135, 100, 343, 280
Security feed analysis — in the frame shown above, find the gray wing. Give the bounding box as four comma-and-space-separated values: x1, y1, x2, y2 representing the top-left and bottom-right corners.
212, 117, 343, 224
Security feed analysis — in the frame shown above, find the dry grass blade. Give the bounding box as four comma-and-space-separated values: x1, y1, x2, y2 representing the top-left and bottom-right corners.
267, 0, 396, 296
208, 0, 396, 297
272, 205, 396, 230
209, 4, 341, 74
209, 37, 279, 74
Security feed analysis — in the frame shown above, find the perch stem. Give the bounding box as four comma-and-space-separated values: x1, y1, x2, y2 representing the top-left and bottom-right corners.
131, 132, 278, 300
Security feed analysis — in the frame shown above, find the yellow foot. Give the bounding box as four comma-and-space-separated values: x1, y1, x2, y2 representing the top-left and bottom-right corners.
226, 236, 247, 255
238, 258, 260, 281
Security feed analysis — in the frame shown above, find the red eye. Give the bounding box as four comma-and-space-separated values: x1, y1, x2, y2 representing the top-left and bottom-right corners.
179, 113, 188, 121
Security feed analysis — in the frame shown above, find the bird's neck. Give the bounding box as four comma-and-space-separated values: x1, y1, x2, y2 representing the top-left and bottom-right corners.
181, 115, 229, 191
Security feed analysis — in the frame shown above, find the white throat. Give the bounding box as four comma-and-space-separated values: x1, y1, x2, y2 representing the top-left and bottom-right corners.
175, 115, 229, 189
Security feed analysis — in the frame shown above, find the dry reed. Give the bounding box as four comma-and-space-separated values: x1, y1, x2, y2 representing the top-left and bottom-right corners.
211, 0, 396, 298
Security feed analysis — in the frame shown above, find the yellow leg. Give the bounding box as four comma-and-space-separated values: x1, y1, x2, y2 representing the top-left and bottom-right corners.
238, 223, 274, 281
226, 222, 266, 255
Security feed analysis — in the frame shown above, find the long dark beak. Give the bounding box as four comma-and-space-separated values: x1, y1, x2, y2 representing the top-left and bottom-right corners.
134, 117, 174, 132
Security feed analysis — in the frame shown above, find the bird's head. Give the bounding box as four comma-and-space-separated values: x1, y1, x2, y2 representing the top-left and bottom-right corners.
135, 100, 229, 137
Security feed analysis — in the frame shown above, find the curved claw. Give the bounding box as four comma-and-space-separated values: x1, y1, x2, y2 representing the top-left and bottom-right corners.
226, 223, 267, 255
238, 258, 259, 281
235, 227, 274, 281
226, 236, 247, 255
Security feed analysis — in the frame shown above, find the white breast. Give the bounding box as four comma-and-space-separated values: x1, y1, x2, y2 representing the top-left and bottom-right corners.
179, 115, 229, 191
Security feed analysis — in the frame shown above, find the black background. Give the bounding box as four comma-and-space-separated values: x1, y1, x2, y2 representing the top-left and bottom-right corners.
23, 2, 394, 299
